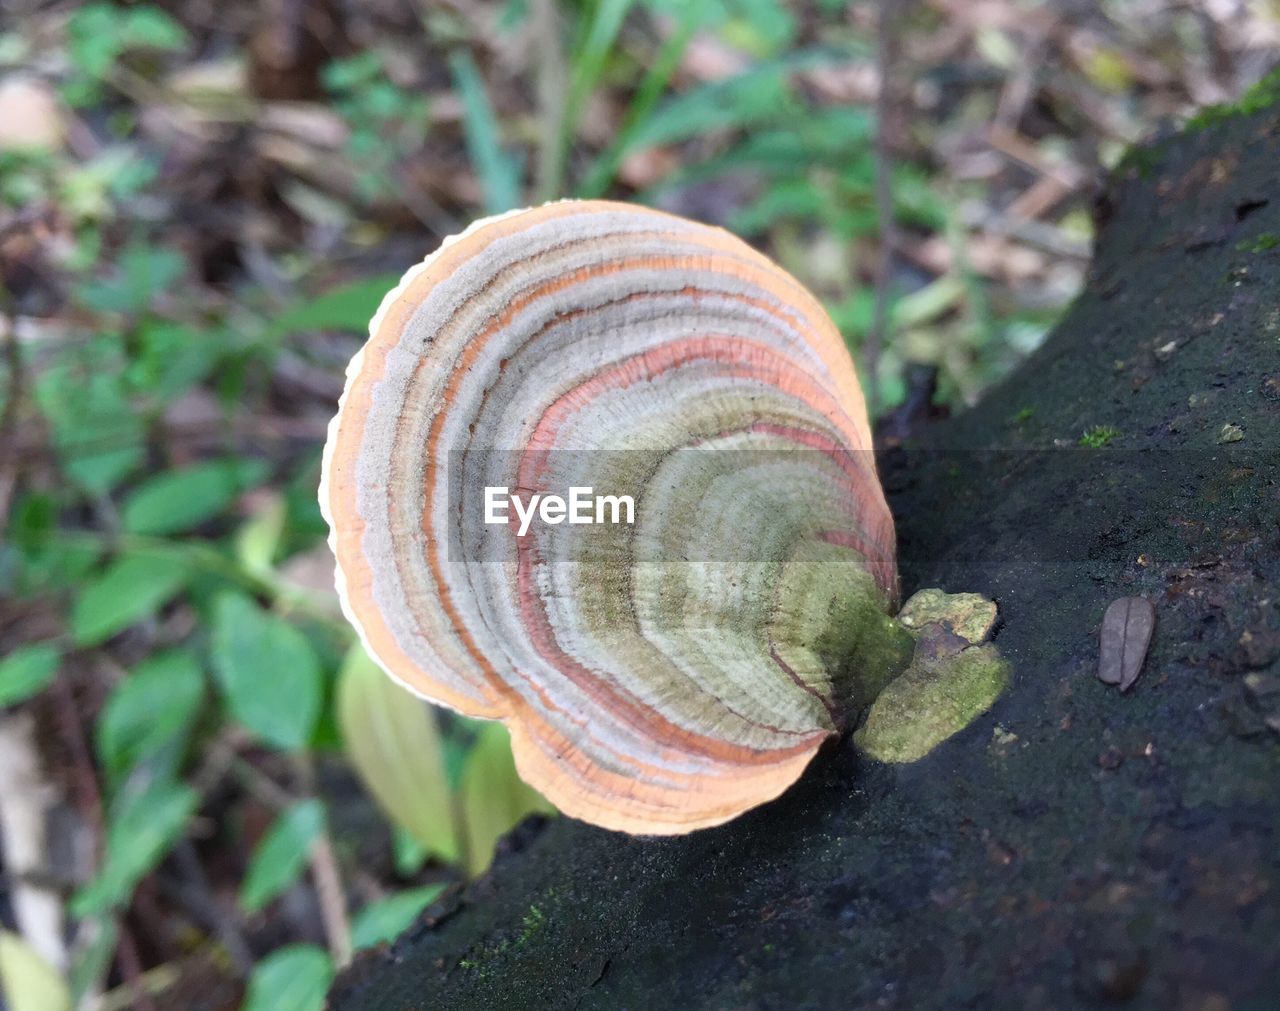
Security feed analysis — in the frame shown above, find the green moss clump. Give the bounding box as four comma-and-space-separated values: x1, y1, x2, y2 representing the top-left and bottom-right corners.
517, 905, 545, 946
1079, 425, 1120, 448
1235, 233, 1279, 253
1186, 66, 1280, 130
456, 905, 547, 975
1115, 142, 1162, 180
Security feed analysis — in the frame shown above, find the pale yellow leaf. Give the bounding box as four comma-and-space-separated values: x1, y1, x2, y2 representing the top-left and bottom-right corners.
0, 932, 71, 1011
336, 645, 459, 863
460, 722, 554, 877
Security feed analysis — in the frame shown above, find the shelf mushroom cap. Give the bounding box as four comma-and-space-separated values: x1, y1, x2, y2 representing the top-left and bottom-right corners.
320, 200, 897, 834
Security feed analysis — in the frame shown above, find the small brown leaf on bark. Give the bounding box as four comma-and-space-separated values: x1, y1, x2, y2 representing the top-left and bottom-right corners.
1098, 597, 1156, 692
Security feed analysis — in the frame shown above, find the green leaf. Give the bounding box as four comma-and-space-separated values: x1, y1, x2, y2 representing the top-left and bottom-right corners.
240, 800, 324, 913
0, 644, 59, 707
71, 778, 197, 917
0, 931, 72, 1011
72, 550, 189, 646
283, 459, 328, 540
449, 50, 521, 214
538, 0, 634, 198
35, 357, 144, 496
268, 274, 400, 340
59, 148, 156, 220
7, 493, 102, 596
729, 177, 830, 236
76, 245, 186, 314
459, 721, 553, 877
242, 945, 333, 1011
391, 825, 428, 876
563, 0, 636, 152
336, 644, 459, 863
96, 648, 204, 784
235, 492, 287, 578
351, 885, 446, 950
66, 5, 123, 79
65, 917, 115, 1006
119, 6, 188, 51
629, 62, 794, 150
579, 6, 699, 198
125, 321, 222, 403
122, 458, 269, 535
67, 2, 188, 82
890, 274, 968, 330
210, 593, 322, 750
499, 0, 529, 30
720, 0, 796, 54
639, 105, 877, 231
322, 52, 383, 93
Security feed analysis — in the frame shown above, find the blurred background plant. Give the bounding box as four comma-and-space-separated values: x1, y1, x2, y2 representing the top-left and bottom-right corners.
0, 0, 1277, 1008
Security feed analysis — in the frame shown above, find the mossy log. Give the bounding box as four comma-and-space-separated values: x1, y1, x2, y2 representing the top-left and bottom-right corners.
332, 104, 1280, 1010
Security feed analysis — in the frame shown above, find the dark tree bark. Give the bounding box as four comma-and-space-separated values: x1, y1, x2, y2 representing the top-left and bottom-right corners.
332, 105, 1280, 1010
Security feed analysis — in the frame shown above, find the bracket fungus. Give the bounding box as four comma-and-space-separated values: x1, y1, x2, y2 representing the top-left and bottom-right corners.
321, 200, 1005, 835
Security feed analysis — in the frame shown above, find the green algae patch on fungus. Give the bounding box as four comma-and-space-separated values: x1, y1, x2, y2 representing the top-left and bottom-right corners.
854, 643, 1011, 764
896, 588, 997, 645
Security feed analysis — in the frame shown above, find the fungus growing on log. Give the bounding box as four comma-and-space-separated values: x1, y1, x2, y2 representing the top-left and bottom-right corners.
321, 200, 1005, 835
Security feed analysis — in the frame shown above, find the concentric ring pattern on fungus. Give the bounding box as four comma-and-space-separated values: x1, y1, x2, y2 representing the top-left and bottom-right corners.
321, 200, 898, 834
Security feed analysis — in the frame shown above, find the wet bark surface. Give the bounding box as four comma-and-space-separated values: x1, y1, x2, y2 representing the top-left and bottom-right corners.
331, 106, 1280, 1010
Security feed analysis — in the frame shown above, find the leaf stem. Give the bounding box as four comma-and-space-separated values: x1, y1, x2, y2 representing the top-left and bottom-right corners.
293, 754, 352, 968
533, 0, 570, 202
867, 0, 901, 422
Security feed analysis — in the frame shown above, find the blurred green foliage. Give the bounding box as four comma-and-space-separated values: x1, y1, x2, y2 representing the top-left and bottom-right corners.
64, 2, 188, 106
1, 166, 548, 1008
241, 945, 333, 1011
323, 52, 430, 203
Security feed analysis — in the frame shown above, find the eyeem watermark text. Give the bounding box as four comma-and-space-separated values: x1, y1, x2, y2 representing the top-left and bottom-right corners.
484, 487, 635, 537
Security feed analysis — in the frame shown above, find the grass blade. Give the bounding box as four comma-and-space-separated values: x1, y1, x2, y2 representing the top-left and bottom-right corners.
449, 50, 522, 214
